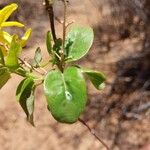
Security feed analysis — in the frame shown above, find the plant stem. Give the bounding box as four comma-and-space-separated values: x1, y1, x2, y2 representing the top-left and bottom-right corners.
14, 67, 41, 80
45, 0, 57, 42
40, 60, 50, 68
78, 118, 110, 150
18, 58, 46, 75
59, 0, 67, 72
62, 0, 67, 59
45, 0, 67, 73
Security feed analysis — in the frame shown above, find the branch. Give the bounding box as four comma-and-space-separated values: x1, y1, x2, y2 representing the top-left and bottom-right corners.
18, 58, 46, 75
78, 118, 110, 150
62, 0, 67, 56
59, 0, 68, 72
45, 0, 57, 42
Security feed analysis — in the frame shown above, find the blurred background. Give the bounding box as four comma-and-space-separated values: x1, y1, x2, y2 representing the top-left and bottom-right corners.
0, 0, 149, 150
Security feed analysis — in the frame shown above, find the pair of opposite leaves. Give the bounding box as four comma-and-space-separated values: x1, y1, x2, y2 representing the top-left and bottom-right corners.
44, 66, 106, 123
44, 25, 106, 124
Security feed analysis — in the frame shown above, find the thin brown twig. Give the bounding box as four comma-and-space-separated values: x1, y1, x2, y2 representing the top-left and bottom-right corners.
78, 118, 110, 150
58, 0, 68, 73
66, 20, 75, 29
45, 0, 57, 42
39, 66, 48, 74
62, 0, 67, 55
18, 58, 45, 75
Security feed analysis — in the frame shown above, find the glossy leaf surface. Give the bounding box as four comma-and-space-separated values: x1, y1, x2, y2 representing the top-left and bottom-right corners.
0, 67, 10, 89
82, 69, 106, 90
5, 35, 22, 69
33, 47, 42, 67
16, 77, 35, 125
65, 25, 94, 61
44, 67, 87, 123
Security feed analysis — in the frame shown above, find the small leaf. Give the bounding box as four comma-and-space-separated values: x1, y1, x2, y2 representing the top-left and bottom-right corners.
65, 38, 73, 57
0, 31, 12, 56
65, 25, 94, 61
52, 38, 63, 65
44, 67, 87, 124
16, 78, 33, 101
53, 38, 62, 54
20, 28, 32, 47
0, 67, 10, 89
0, 3, 18, 25
2, 31, 12, 44
26, 90, 35, 125
16, 77, 35, 125
5, 35, 22, 69
81, 69, 106, 90
46, 31, 52, 54
33, 47, 42, 67
0, 48, 4, 64
1, 21, 24, 28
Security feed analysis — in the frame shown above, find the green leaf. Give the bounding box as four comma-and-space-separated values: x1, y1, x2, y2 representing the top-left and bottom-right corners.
5, 35, 22, 69
44, 67, 87, 124
0, 67, 10, 89
81, 69, 106, 90
16, 77, 35, 125
46, 31, 52, 54
53, 38, 62, 54
33, 47, 42, 67
65, 25, 94, 61
51, 38, 62, 65
0, 48, 4, 64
